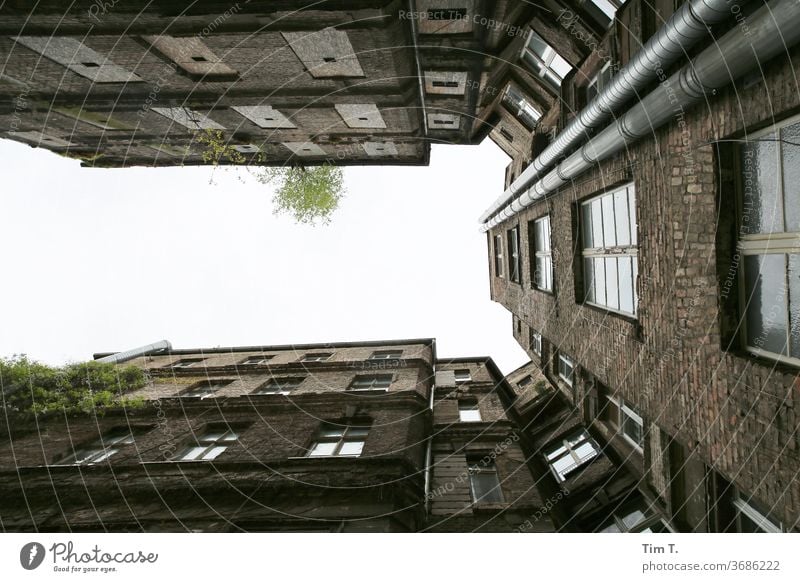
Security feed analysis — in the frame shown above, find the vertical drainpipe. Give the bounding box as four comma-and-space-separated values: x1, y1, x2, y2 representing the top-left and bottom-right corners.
424, 339, 436, 516
408, 0, 429, 137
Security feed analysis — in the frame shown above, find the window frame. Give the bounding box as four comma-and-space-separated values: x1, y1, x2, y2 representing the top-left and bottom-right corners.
301, 352, 332, 362
458, 400, 482, 422
306, 423, 370, 458
735, 113, 800, 368
586, 61, 613, 103
520, 30, 572, 90
252, 377, 304, 395
179, 379, 233, 399
531, 215, 553, 293
501, 83, 542, 130
55, 427, 143, 466
544, 429, 601, 483
557, 353, 575, 387
530, 330, 542, 356
580, 183, 639, 317
507, 225, 521, 284
347, 374, 393, 392
174, 426, 241, 462
733, 494, 783, 533
240, 355, 274, 365
368, 350, 403, 360
466, 454, 505, 504
454, 369, 472, 383
167, 358, 205, 369
493, 233, 505, 278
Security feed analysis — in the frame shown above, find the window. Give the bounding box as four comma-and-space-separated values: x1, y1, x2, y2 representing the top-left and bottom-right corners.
587, 61, 613, 103
454, 369, 471, 383
167, 358, 204, 369
597, 502, 673, 533
307, 424, 370, 457
368, 350, 402, 360
545, 429, 600, 482
467, 456, 504, 503
252, 377, 304, 395
458, 401, 481, 422
240, 355, 274, 365
557, 353, 575, 386
175, 426, 240, 461
55, 427, 143, 465
733, 494, 783, 532
301, 352, 332, 362
518, 375, 533, 388
499, 127, 514, 142
507, 226, 521, 283
179, 379, 233, 398
348, 374, 393, 392
521, 31, 572, 90
493, 234, 504, 277
531, 216, 553, 292
737, 116, 800, 366
620, 402, 644, 448
581, 184, 638, 316
502, 84, 541, 130
581, 0, 622, 28
530, 331, 542, 356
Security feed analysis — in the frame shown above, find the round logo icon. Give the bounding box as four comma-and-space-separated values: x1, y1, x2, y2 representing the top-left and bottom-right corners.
20, 542, 45, 570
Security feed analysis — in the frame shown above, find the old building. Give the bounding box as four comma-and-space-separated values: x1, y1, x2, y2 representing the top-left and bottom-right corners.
482, 0, 800, 532
0, 0, 519, 168
0, 339, 554, 532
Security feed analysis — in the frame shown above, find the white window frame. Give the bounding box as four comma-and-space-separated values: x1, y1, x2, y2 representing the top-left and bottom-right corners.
306, 424, 369, 457
520, 30, 572, 90
737, 113, 800, 368
532, 215, 553, 292
253, 377, 303, 395
581, 184, 639, 316
168, 358, 205, 369
175, 427, 240, 461
545, 429, 600, 482
179, 379, 232, 399
620, 401, 644, 450
56, 430, 138, 465
507, 226, 521, 283
557, 353, 575, 386
368, 350, 402, 360
467, 456, 504, 504
301, 352, 332, 362
531, 331, 542, 356
494, 233, 504, 278
587, 61, 613, 102
458, 401, 482, 422
241, 355, 273, 365
348, 374, 393, 392
733, 495, 783, 533
454, 369, 472, 383
501, 84, 541, 130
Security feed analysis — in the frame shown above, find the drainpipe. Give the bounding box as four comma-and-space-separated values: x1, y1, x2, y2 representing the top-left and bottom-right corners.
479, 0, 745, 225
482, 0, 800, 231
409, 0, 429, 137
423, 340, 436, 515
95, 340, 172, 364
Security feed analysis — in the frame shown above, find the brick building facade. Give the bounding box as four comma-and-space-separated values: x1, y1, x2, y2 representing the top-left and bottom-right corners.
482, 0, 800, 532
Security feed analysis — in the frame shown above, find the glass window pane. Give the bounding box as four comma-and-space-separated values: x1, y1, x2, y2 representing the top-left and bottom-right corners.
471, 473, 503, 502
347, 427, 371, 437
602, 195, 616, 247
545, 257, 553, 291
594, 257, 606, 305
546, 444, 567, 461
202, 446, 228, 460
782, 122, 800, 232
628, 187, 637, 245
535, 257, 544, 288
200, 432, 226, 442
622, 415, 643, 446
633, 258, 639, 310
618, 256, 634, 314
582, 203, 594, 248
221, 431, 239, 442
744, 254, 789, 355
535, 220, 544, 251
789, 254, 800, 358
574, 441, 599, 463
621, 509, 647, 529
742, 133, 782, 234
178, 447, 206, 461
605, 257, 619, 309
309, 441, 337, 456
542, 217, 551, 252
339, 441, 365, 456
614, 188, 631, 246
552, 455, 575, 479
591, 199, 604, 247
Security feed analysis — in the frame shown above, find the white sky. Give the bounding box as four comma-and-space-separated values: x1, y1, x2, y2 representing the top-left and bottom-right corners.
0, 137, 529, 374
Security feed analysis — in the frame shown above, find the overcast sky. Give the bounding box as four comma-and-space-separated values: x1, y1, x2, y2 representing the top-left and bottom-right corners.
0, 137, 529, 373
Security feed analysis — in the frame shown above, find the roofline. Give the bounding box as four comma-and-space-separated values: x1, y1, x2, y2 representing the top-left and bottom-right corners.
93, 337, 436, 360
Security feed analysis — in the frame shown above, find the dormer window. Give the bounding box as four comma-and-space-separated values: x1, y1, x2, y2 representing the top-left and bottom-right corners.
521, 31, 572, 90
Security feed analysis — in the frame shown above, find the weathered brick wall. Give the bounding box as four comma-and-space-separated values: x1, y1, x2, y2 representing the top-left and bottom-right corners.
488, 44, 800, 526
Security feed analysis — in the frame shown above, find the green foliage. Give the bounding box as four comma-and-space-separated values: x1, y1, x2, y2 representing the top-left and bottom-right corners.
193, 129, 345, 226
257, 165, 346, 226
0, 356, 147, 417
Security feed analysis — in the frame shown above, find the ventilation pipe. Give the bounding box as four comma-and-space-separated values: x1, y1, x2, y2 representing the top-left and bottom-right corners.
482, 0, 800, 231
479, 0, 746, 224
95, 340, 172, 364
